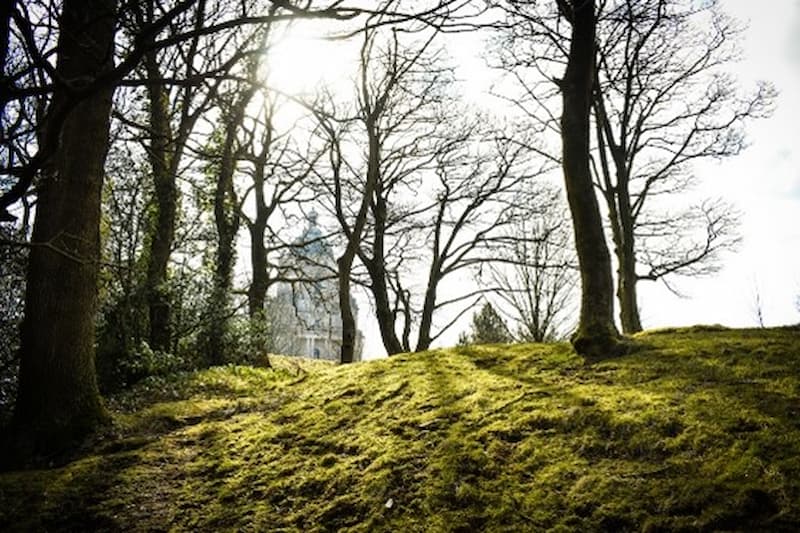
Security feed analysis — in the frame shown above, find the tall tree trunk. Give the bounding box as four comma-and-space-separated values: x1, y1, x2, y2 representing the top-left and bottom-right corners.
594, 85, 642, 334
141, 0, 207, 351
337, 254, 357, 364
362, 192, 404, 355
615, 182, 642, 333
9, 0, 115, 459
203, 88, 253, 365
143, 52, 177, 352
616, 240, 641, 333
415, 278, 440, 352
247, 219, 268, 318
558, 0, 619, 357
337, 118, 380, 363
247, 158, 268, 319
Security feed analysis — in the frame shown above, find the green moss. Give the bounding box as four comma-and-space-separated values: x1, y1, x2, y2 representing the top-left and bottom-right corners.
2, 327, 800, 530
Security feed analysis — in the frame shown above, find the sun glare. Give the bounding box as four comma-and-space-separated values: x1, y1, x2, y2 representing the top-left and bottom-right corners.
266, 23, 355, 98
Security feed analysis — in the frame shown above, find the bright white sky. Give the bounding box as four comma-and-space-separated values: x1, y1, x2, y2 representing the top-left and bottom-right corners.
639, 0, 800, 330
262, 1, 800, 358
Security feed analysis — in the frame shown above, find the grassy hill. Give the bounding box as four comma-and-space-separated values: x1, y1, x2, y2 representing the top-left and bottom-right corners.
1, 326, 800, 531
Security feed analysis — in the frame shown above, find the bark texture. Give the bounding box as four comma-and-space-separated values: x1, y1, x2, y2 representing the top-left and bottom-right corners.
10, 0, 116, 459
143, 53, 177, 352
558, 0, 620, 357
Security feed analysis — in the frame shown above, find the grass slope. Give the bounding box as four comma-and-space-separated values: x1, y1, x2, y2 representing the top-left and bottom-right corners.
1, 326, 800, 531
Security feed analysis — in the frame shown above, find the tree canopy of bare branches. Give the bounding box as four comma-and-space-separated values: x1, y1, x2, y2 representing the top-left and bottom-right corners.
493, 0, 772, 333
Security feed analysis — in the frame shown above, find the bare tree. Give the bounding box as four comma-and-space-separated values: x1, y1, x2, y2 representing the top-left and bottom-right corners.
407, 131, 546, 352
236, 91, 325, 320
487, 190, 577, 342
310, 15, 551, 356
311, 86, 379, 363
306, 3, 444, 362
494, 0, 772, 334
312, 19, 451, 356
557, 0, 620, 356
750, 277, 766, 329
491, 0, 619, 355
590, 0, 769, 331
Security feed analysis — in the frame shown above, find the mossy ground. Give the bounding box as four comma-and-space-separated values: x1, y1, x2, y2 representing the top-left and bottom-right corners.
2, 326, 800, 531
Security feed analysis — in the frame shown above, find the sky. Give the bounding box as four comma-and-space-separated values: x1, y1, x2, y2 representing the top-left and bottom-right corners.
637, 0, 800, 330
438, 0, 800, 353
264, 1, 800, 359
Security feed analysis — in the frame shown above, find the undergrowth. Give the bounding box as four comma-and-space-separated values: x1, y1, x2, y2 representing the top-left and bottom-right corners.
1, 327, 799, 531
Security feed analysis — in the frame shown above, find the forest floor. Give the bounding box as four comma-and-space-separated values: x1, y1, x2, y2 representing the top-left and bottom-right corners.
1, 326, 800, 531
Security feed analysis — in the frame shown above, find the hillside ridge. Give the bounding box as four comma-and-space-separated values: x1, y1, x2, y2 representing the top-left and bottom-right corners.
1, 326, 799, 531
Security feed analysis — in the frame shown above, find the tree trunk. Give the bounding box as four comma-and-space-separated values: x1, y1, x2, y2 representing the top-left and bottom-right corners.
9, 0, 115, 460
416, 205, 446, 353
366, 263, 405, 355
615, 181, 642, 333
558, 0, 620, 357
337, 254, 357, 364
362, 193, 404, 355
415, 210, 453, 352
337, 117, 380, 363
247, 150, 269, 318
605, 211, 642, 334
247, 220, 268, 318
143, 52, 177, 352
205, 135, 240, 365
415, 276, 440, 352
203, 88, 252, 365
593, 84, 642, 334
616, 240, 642, 333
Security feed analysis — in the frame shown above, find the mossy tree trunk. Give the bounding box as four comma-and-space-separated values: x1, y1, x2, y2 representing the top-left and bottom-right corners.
10, 0, 116, 458
143, 51, 177, 353
140, 0, 209, 352
243, 97, 278, 320
557, 0, 620, 357
203, 86, 254, 365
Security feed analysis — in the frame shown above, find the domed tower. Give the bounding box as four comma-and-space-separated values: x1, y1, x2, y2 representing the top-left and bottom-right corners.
273, 211, 362, 361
